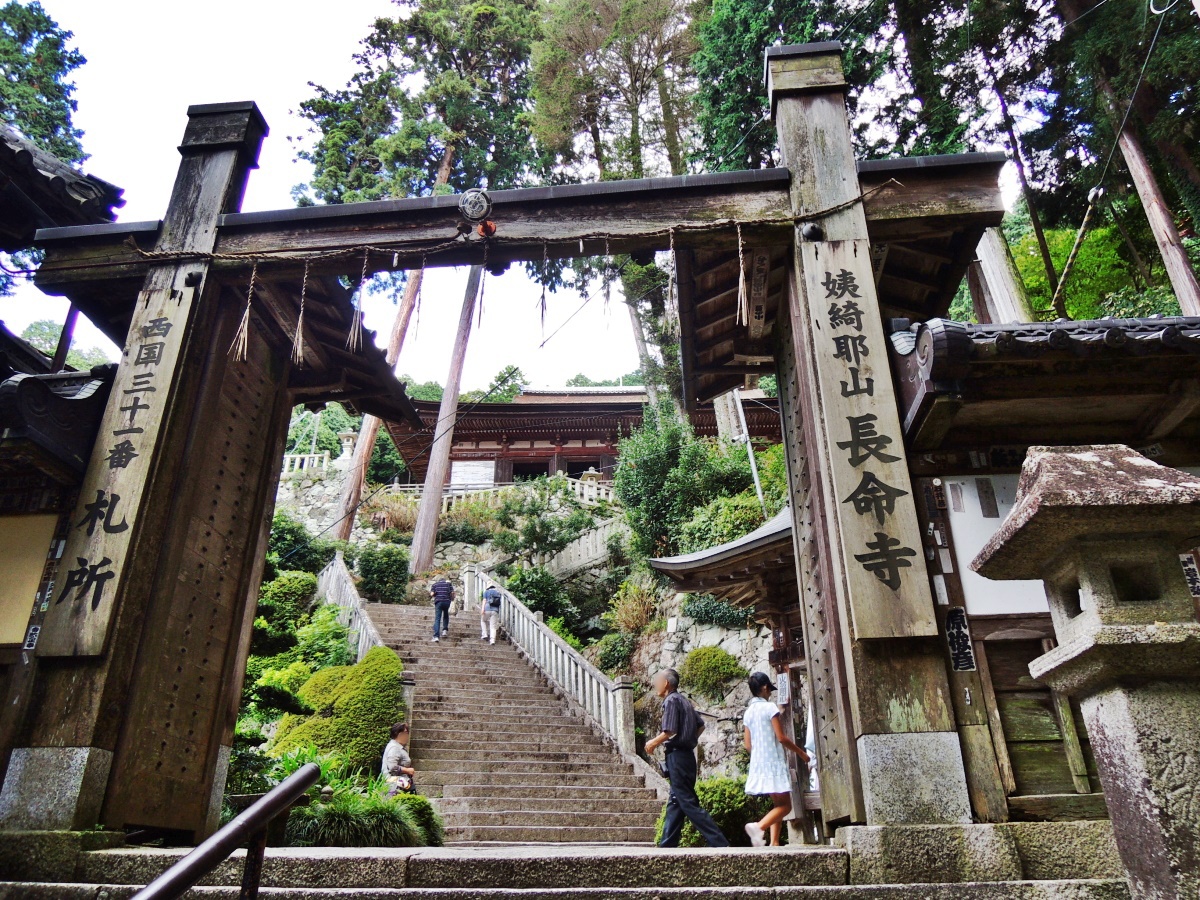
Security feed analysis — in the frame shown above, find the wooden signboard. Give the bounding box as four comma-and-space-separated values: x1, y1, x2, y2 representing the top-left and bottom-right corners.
37, 274, 197, 657
799, 238, 936, 639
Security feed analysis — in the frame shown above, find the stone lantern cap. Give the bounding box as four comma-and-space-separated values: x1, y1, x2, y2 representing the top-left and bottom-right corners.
973, 444, 1200, 581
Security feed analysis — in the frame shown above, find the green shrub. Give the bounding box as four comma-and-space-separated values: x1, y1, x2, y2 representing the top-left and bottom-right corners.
756, 444, 788, 516
287, 791, 424, 847
271, 646, 405, 772
595, 631, 638, 674
546, 615, 583, 651
437, 520, 492, 544
258, 660, 312, 695
295, 605, 352, 669
379, 528, 412, 545
269, 512, 340, 574
357, 545, 410, 603
679, 646, 747, 702
226, 726, 273, 795
678, 493, 765, 554
392, 793, 444, 847
298, 664, 351, 712
260, 572, 319, 626
506, 566, 572, 621
653, 775, 772, 847
681, 594, 748, 630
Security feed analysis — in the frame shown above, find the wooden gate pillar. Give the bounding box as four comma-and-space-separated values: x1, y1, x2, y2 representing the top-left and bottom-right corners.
767, 43, 971, 826
0, 103, 277, 838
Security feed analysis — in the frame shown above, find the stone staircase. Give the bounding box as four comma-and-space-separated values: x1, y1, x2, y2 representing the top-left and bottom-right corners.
367, 602, 661, 843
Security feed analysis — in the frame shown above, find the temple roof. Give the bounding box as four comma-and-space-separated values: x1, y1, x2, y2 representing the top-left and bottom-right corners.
890, 316, 1200, 473
0, 124, 124, 252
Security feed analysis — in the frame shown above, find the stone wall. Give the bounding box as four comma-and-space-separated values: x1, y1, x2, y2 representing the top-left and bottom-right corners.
627, 593, 796, 781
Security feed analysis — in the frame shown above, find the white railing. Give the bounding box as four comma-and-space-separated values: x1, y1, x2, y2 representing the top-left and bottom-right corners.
282, 451, 330, 478
317, 552, 383, 662
385, 476, 616, 512
466, 564, 668, 798
535, 518, 629, 578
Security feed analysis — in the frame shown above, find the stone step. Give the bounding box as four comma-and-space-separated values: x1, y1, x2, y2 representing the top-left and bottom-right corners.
403, 660, 538, 676
410, 753, 619, 768
436, 796, 663, 815
417, 772, 649, 790
438, 809, 655, 827
414, 717, 596, 736
416, 686, 558, 701
410, 701, 570, 716
0, 881, 1136, 899
411, 739, 615, 756
443, 825, 659, 843
441, 784, 658, 801
414, 757, 628, 774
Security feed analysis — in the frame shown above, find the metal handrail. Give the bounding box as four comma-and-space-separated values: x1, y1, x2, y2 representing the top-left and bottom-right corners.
130, 762, 320, 900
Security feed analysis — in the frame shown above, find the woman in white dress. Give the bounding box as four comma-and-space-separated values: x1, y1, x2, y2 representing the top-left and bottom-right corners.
742, 671, 809, 847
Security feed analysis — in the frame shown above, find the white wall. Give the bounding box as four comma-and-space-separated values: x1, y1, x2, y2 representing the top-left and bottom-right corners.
450, 460, 496, 488
942, 475, 1049, 616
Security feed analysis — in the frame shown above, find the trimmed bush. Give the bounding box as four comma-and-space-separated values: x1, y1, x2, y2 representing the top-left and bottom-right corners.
270, 646, 405, 772
679, 646, 747, 702
653, 775, 772, 847
357, 545, 410, 603
287, 792, 424, 847
393, 793, 445, 847
681, 594, 748, 630
298, 664, 351, 712
595, 631, 638, 674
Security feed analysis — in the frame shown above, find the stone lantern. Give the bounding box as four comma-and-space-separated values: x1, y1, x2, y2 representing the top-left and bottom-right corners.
973, 444, 1200, 900
337, 431, 357, 459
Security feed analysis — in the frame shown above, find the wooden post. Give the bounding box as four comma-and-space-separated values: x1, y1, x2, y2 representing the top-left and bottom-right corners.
0, 103, 269, 835
767, 43, 971, 825
50, 304, 79, 372
968, 228, 1034, 324
410, 265, 484, 574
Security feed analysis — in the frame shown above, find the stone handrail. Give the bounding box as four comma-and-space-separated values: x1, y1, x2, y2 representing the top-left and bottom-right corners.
317, 552, 384, 662
281, 451, 330, 478
534, 518, 629, 578
465, 564, 668, 798
386, 476, 616, 512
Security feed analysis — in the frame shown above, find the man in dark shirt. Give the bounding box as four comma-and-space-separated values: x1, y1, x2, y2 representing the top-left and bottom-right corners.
429, 577, 455, 642
645, 668, 730, 847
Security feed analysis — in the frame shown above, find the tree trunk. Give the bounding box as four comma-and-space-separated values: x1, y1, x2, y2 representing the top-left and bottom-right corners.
587, 100, 607, 179
657, 75, 684, 176
410, 265, 485, 574
331, 146, 455, 540
892, 0, 961, 152
1112, 117, 1200, 314
984, 54, 1060, 309
628, 101, 644, 179
625, 301, 659, 408
1109, 202, 1155, 289
969, 227, 1034, 324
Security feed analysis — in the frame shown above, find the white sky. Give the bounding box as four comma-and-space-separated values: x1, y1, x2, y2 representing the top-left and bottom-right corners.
0, 0, 640, 390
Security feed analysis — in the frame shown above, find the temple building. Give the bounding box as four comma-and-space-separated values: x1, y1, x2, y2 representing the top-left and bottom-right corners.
385, 386, 782, 486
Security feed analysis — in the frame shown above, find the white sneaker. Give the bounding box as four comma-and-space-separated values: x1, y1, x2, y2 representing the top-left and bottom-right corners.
744, 822, 766, 847
489, 639, 495, 644
431, 637, 439, 643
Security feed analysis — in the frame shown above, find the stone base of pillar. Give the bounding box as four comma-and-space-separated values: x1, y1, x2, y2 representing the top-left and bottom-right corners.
203, 743, 232, 838
0, 746, 112, 831
836, 820, 1124, 885
1082, 679, 1200, 900
857, 731, 972, 825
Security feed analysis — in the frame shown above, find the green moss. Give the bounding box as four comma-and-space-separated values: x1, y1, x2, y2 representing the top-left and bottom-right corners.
679, 646, 747, 702
271, 646, 405, 772
653, 775, 772, 847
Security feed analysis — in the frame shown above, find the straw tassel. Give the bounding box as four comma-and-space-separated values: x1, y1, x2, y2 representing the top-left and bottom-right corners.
736, 223, 749, 327
291, 260, 309, 368
346, 249, 368, 353
229, 262, 258, 362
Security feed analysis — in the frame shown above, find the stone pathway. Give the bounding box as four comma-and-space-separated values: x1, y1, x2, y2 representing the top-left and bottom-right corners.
367, 602, 661, 843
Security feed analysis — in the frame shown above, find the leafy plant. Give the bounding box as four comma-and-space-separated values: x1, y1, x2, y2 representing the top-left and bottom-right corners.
595, 631, 638, 675
492, 476, 594, 563
294, 606, 352, 670
225, 726, 274, 795
604, 579, 658, 633
357, 545, 410, 603
436, 520, 492, 545
271, 646, 405, 772
259, 572, 318, 626
269, 512, 342, 574
546, 615, 583, 651
679, 646, 747, 702
677, 493, 765, 554
287, 791, 425, 848
506, 566, 572, 622
653, 775, 772, 847
681, 594, 748, 630
392, 793, 445, 847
